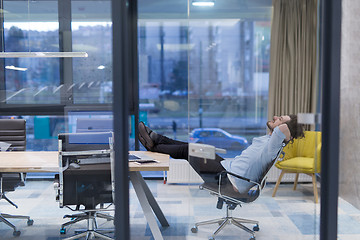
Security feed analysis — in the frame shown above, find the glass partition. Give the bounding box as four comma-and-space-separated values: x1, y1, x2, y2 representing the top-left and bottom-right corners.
187, 1, 319, 240
137, 0, 319, 239
137, 19, 189, 142
0, 0, 113, 109
0, 0, 332, 239
0, 1, 115, 239
71, 0, 112, 104
188, 19, 269, 155
2, 0, 60, 104
137, 0, 322, 238
0, 0, 114, 144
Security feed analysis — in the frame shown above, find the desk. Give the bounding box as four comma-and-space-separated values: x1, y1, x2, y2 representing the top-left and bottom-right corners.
0, 151, 169, 240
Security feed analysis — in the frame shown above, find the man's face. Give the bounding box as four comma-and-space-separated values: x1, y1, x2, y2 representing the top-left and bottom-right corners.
267, 115, 291, 131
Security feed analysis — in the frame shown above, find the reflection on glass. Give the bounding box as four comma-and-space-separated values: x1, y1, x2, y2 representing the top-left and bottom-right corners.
188, 19, 271, 158
72, 0, 112, 104
137, 4, 272, 189
1, 0, 113, 105
137, 8, 271, 157
65, 108, 113, 133
71, 21, 113, 104
3, 1, 60, 104
138, 21, 190, 142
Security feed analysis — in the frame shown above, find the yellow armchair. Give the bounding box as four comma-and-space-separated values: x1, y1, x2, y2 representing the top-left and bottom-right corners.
272, 131, 321, 203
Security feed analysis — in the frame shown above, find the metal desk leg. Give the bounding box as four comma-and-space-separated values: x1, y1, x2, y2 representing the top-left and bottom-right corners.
129, 171, 169, 240
137, 172, 169, 227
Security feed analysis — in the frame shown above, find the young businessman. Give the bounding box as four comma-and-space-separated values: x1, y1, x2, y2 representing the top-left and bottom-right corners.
138, 115, 304, 193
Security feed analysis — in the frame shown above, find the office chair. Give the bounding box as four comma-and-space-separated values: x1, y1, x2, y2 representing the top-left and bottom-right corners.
54, 132, 114, 240
272, 131, 321, 203
0, 119, 33, 237
189, 143, 285, 240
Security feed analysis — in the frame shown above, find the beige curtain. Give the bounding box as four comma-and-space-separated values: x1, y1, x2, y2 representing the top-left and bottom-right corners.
268, 0, 318, 120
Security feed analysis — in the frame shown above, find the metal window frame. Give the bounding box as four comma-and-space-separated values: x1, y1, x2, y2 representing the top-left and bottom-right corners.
319, 0, 341, 240
112, 0, 132, 239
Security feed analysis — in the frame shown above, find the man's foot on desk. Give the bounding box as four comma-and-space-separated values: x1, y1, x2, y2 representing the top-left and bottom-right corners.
139, 122, 154, 151
139, 122, 162, 151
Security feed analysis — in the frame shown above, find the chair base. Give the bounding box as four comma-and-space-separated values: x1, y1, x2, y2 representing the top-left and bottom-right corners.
60, 211, 114, 240
61, 211, 114, 229
0, 212, 33, 237
61, 230, 113, 240
191, 206, 258, 240
1, 193, 19, 208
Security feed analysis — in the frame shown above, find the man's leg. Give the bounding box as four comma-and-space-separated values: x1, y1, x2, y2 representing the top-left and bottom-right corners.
155, 134, 188, 146
153, 135, 225, 174
139, 122, 225, 179
152, 141, 187, 159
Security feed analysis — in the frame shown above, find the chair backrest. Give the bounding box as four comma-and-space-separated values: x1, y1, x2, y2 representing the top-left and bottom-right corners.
283, 131, 321, 157
0, 119, 26, 194
58, 132, 113, 209
0, 119, 26, 151
202, 143, 286, 205
59, 131, 112, 151
258, 145, 285, 184
282, 131, 322, 170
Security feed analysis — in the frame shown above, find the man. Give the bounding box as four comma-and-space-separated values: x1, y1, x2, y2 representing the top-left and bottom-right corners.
138, 115, 304, 193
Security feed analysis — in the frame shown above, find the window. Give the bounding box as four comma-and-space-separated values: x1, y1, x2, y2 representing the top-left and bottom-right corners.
0, 0, 113, 114
2, 1, 60, 105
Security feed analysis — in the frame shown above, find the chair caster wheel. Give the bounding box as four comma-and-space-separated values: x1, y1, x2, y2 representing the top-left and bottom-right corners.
250, 236, 256, 240
191, 226, 198, 233
60, 228, 66, 234
253, 224, 259, 231
27, 219, 34, 226
13, 230, 21, 237
209, 237, 215, 240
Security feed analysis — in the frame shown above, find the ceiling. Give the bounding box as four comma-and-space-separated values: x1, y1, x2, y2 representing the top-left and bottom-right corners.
138, 0, 272, 20
2, 0, 272, 22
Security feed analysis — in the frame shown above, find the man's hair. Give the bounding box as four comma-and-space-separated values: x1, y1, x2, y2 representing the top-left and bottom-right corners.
285, 114, 305, 140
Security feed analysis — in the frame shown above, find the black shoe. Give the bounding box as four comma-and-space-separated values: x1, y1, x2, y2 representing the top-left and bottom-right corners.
138, 122, 154, 150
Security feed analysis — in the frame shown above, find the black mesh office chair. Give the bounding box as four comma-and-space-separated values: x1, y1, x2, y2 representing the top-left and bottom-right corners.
0, 119, 33, 237
189, 143, 285, 240
54, 132, 114, 240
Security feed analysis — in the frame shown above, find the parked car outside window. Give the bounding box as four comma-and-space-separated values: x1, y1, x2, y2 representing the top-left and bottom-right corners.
189, 128, 249, 152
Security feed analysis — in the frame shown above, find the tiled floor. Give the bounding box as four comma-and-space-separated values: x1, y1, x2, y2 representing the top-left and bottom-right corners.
1, 179, 360, 240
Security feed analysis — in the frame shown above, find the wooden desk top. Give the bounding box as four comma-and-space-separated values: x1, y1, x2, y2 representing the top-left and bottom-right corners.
0, 151, 169, 173
0, 151, 58, 173
129, 151, 169, 172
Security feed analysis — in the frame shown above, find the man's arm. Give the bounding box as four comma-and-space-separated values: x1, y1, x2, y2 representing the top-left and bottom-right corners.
278, 123, 291, 142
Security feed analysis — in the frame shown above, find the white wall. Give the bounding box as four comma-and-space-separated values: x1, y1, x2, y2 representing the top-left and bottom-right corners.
339, 0, 360, 209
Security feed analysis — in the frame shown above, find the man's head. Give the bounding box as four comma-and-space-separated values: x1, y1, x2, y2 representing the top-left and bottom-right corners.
267, 115, 290, 132
267, 114, 304, 140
